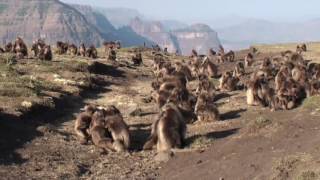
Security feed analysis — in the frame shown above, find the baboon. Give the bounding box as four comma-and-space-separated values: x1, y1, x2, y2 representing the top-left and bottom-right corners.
104, 105, 131, 152
190, 49, 198, 58
13, 37, 28, 58
143, 102, 187, 152
296, 45, 304, 54
4, 42, 13, 53
208, 48, 216, 56
31, 39, 45, 57
74, 105, 97, 144
307, 62, 320, 80
224, 50, 235, 62
107, 47, 117, 61
152, 45, 161, 52
275, 66, 290, 90
90, 109, 115, 151
103, 41, 115, 52
39, 45, 53, 61
56, 41, 68, 55
245, 53, 254, 67
79, 43, 86, 57
233, 61, 245, 78
164, 47, 168, 54
68, 44, 78, 56
156, 82, 187, 108
196, 74, 215, 96
292, 64, 307, 85
115, 41, 121, 49
195, 92, 220, 122
0, 47, 4, 53
174, 62, 193, 81
301, 43, 307, 52
132, 51, 142, 66
219, 71, 238, 91
86, 45, 98, 59
199, 57, 219, 78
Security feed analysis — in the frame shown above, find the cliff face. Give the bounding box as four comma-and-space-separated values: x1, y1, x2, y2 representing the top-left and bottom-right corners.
0, 0, 104, 45
129, 18, 221, 55
172, 24, 221, 55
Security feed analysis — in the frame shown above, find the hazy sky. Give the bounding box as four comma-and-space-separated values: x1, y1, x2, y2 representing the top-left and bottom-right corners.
61, 0, 320, 22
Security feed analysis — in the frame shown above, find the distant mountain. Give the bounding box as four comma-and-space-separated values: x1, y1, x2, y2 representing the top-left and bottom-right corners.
217, 18, 320, 50
161, 20, 188, 31
129, 18, 222, 55
95, 7, 144, 28
0, 0, 104, 46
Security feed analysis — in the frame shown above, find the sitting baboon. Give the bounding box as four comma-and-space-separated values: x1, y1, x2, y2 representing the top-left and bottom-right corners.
4, 42, 13, 53
219, 71, 238, 91
292, 64, 307, 85
68, 44, 78, 56
132, 51, 143, 66
79, 43, 86, 57
90, 109, 115, 151
190, 49, 198, 58
224, 50, 235, 62
199, 57, 219, 78
196, 74, 216, 96
195, 92, 220, 122
307, 62, 320, 80
143, 102, 187, 152
56, 41, 68, 55
103, 41, 115, 53
86, 45, 98, 59
13, 37, 28, 58
164, 47, 168, 54
0, 47, 4, 53
104, 105, 130, 152
152, 44, 161, 52
245, 53, 254, 67
39, 45, 53, 61
74, 105, 97, 144
115, 41, 121, 49
107, 47, 117, 61
174, 62, 193, 81
233, 61, 245, 78
156, 82, 187, 108
301, 43, 307, 52
31, 39, 45, 58
275, 66, 290, 90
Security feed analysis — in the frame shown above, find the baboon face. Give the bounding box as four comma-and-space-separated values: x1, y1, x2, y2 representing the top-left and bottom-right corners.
92, 110, 106, 127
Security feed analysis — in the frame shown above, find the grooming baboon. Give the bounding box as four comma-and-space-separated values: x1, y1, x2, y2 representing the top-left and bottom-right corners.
13, 37, 28, 58
68, 44, 78, 56
143, 103, 187, 152
74, 105, 97, 144
86, 45, 98, 59
132, 51, 143, 66
219, 71, 238, 91
104, 105, 131, 152
39, 45, 53, 61
195, 92, 220, 122
90, 109, 115, 151
79, 43, 86, 57
245, 53, 254, 67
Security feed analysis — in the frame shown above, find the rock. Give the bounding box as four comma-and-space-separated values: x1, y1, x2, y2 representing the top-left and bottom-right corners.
154, 151, 174, 163
129, 108, 144, 117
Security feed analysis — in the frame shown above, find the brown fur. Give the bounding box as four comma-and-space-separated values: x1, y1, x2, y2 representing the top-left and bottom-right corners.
195, 92, 220, 122
86, 45, 98, 59
74, 105, 97, 144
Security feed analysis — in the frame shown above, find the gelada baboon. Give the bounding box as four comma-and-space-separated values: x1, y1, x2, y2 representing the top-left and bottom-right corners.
107, 47, 117, 61
233, 61, 245, 78
104, 105, 131, 152
90, 109, 115, 151
14, 37, 28, 58
74, 105, 97, 144
4, 42, 13, 53
31, 39, 45, 58
174, 62, 193, 81
68, 44, 78, 56
56, 41, 68, 55
245, 53, 254, 67
143, 102, 187, 152
86, 45, 98, 59
219, 71, 238, 91
79, 43, 86, 57
39, 45, 53, 61
132, 51, 143, 66
190, 49, 198, 58
200, 57, 219, 78
195, 92, 220, 122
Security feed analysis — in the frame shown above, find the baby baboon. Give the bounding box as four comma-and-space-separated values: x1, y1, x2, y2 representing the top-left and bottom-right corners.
104, 105, 130, 152
233, 61, 245, 78
86, 45, 98, 59
195, 92, 220, 122
68, 44, 78, 56
90, 109, 115, 151
14, 37, 28, 59
143, 103, 186, 152
245, 53, 254, 67
79, 43, 86, 57
74, 105, 97, 144
39, 45, 53, 61
132, 51, 143, 66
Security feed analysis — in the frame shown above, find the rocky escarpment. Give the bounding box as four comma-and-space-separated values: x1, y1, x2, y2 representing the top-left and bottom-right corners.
0, 0, 104, 45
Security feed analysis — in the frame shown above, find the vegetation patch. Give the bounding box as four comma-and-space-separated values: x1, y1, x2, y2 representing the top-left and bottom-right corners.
297, 171, 319, 180
302, 96, 320, 111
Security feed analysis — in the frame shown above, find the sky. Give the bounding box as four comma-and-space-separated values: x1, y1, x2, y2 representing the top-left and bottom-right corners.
61, 0, 320, 22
